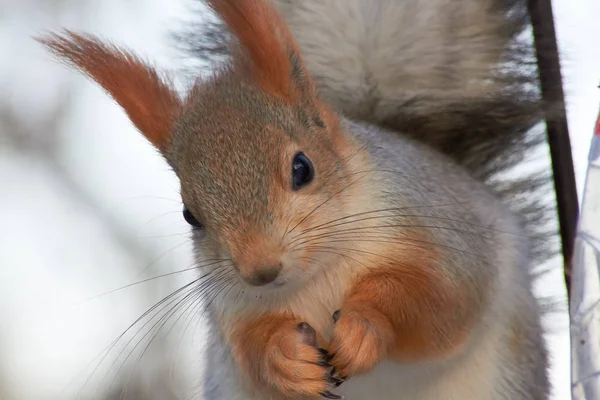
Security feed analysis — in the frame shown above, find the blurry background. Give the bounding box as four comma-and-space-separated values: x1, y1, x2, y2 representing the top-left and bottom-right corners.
0, 0, 598, 399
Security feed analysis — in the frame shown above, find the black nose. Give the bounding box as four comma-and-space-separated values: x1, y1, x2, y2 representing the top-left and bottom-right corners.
243, 265, 282, 286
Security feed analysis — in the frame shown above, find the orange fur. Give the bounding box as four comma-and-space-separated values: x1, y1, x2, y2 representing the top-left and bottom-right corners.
205, 0, 309, 102
329, 245, 476, 377
37, 31, 180, 150
230, 314, 331, 398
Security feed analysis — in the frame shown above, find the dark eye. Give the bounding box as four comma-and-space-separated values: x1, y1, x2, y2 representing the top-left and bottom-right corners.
292, 152, 314, 190
183, 205, 204, 229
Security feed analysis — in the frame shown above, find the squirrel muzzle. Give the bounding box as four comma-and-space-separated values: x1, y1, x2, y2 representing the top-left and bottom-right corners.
230, 235, 284, 286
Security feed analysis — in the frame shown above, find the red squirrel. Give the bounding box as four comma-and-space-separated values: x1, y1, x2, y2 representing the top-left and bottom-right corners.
39, 0, 552, 398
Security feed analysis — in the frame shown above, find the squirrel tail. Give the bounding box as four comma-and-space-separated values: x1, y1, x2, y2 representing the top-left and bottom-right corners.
173, 0, 558, 266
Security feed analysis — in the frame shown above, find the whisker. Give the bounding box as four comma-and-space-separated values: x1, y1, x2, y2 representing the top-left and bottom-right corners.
120, 289, 203, 397
305, 245, 398, 264
146, 218, 191, 235
102, 281, 206, 392
297, 236, 488, 260
109, 268, 232, 394
133, 240, 192, 279
168, 275, 234, 377
294, 203, 464, 237
285, 164, 497, 241
120, 195, 182, 205
76, 259, 230, 305
303, 211, 523, 239
138, 231, 191, 239
290, 223, 501, 250
303, 247, 369, 269
196, 274, 237, 322
143, 210, 182, 226
342, 167, 433, 181
285, 173, 369, 238
118, 296, 202, 397
166, 274, 241, 381
280, 139, 373, 242
72, 269, 221, 397
124, 272, 235, 396
168, 294, 207, 380
297, 256, 328, 270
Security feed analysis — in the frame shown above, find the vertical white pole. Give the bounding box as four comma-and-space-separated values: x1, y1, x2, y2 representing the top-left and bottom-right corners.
571, 105, 600, 399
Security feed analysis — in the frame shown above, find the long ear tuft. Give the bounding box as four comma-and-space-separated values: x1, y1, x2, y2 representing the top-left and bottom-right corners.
206, 0, 313, 102
36, 30, 181, 151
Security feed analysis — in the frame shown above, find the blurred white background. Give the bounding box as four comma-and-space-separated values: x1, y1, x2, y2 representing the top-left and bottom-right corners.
0, 0, 598, 399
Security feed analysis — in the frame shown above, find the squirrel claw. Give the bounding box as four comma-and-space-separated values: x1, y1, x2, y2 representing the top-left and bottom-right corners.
328, 368, 347, 387
334, 377, 347, 387
327, 374, 345, 385
317, 347, 334, 363
320, 390, 342, 399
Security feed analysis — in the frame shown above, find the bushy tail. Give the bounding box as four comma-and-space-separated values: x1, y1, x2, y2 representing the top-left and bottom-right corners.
173, 0, 558, 265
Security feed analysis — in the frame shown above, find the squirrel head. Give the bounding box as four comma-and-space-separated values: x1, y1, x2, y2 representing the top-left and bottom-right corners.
38, 0, 372, 290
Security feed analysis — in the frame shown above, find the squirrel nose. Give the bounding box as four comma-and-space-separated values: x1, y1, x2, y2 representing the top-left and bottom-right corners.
242, 264, 282, 286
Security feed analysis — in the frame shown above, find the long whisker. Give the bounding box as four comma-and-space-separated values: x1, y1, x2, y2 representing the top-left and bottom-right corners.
71, 269, 222, 398
297, 256, 328, 270
143, 210, 182, 225
304, 245, 398, 264
138, 231, 192, 239
101, 280, 208, 392
121, 271, 235, 396
165, 275, 242, 384
321, 212, 522, 237
296, 236, 488, 260
285, 173, 369, 238
295, 203, 463, 236
134, 239, 191, 279
280, 139, 373, 242
303, 247, 369, 269
108, 268, 232, 394
76, 259, 230, 305
285, 164, 487, 241
290, 223, 501, 251
120, 195, 182, 205
342, 167, 434, 181
168, 292, 208, 381
169, 274, 238, 378
288, 213, 517, 248
120, 286, 206, 397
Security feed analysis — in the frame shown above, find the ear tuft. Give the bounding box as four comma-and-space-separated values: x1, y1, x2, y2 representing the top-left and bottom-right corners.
206, 0, 313, 103
36, 30, 181, 151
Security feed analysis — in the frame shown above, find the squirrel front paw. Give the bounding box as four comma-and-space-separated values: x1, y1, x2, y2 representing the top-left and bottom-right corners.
235, 318, 343, 399
328, 306, 395, 379
265, 322, 343, 399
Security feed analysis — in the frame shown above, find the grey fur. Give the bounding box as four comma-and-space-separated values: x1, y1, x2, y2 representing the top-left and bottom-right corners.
173, 0, 558, 265
195, 118, 549, 399
37, 0, 557, 398
167, 0, 554, 398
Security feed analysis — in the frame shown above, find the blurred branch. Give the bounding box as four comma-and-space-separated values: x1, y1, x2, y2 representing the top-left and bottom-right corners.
0, 1, 185, 397
1, 88, 165, 270
0, 54, 181, 400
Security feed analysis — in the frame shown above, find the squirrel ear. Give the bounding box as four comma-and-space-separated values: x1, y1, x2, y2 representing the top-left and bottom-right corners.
207, 0, 316, 104
37, 31, 181, 151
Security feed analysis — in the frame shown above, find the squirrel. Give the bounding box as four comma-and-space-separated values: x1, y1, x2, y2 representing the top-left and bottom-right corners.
38, 0, 554, 398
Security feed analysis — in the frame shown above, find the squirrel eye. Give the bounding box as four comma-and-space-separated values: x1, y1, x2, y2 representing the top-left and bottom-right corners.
292, 152, 314, 190
182, 205, 204, 229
